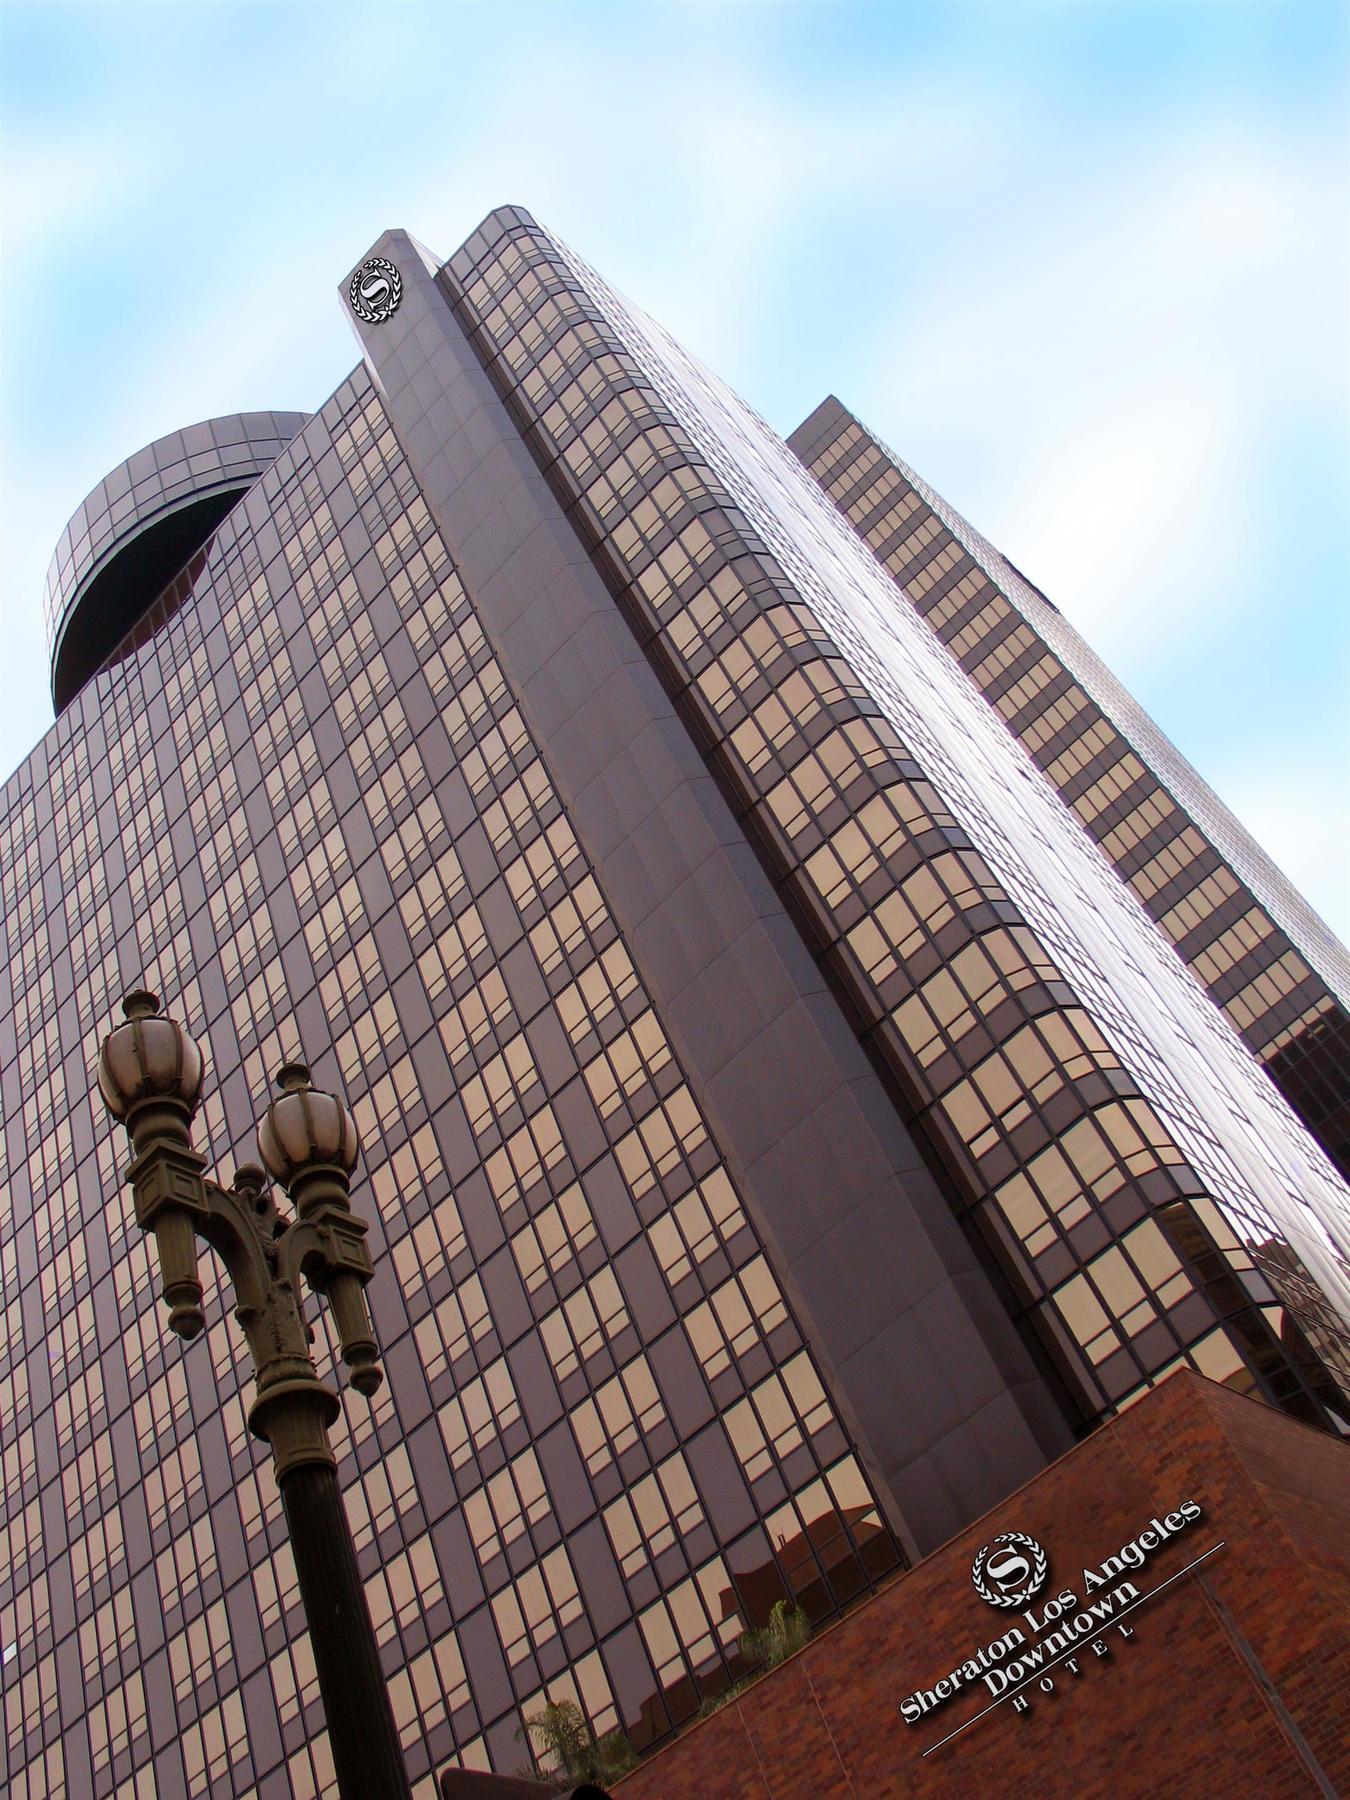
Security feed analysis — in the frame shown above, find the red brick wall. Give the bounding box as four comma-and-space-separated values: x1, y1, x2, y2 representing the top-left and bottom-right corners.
615, 1373, 1350, 1799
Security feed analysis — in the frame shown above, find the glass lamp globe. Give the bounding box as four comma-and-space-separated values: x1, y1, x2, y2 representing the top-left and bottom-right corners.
97, 990, 204, 1122
258, 1063, 359, 1188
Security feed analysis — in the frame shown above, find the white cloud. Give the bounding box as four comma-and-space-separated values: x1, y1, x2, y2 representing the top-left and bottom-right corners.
0, 132, 136, 253
863, 125, 1347, 644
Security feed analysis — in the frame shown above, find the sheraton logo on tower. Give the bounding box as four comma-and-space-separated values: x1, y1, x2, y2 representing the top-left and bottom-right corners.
349, 257, 403, 323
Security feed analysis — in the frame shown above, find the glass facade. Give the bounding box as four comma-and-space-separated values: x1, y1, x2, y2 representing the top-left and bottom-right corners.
441, 208, 1350, 1420
789, 397, 1350, 1186
3, 205, 1348, 1798
3, 365, 900, 1798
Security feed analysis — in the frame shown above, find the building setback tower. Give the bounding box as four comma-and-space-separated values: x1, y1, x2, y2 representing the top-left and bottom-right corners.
788, 397, 1350, 1185
2, 208, 1348, 1798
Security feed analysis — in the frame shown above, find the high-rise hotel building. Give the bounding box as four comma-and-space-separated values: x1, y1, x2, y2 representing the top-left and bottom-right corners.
3, 208, 1348, 1798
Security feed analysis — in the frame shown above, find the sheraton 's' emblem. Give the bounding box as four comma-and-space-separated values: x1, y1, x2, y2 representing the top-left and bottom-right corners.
971, 1531, 1048, 1609
349, 258, 402, 323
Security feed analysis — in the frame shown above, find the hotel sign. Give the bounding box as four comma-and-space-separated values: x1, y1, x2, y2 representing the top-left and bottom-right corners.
903, 1499, 1223, 1754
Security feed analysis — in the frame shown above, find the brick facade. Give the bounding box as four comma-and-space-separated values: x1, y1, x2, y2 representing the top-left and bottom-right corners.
613, 1372, 1350, 1798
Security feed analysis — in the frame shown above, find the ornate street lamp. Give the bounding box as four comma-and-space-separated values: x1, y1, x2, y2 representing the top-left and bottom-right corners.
97, 990, 411, 1800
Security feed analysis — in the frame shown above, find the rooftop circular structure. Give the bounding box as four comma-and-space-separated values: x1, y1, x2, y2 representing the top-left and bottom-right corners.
45, 411, 310, 712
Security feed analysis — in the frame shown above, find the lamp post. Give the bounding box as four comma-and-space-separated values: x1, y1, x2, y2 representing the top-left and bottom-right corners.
96, 989, 412, 1800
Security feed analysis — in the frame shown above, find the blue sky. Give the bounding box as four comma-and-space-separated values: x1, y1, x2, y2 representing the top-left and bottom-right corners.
2, 0, 1347, 936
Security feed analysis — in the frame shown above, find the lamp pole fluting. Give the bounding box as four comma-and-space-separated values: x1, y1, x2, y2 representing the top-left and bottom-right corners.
97, 990, 412, 1800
